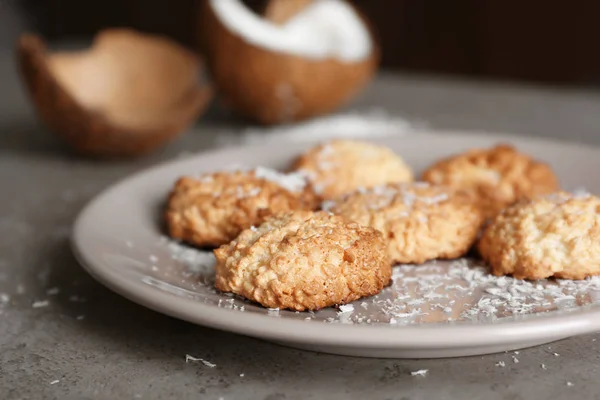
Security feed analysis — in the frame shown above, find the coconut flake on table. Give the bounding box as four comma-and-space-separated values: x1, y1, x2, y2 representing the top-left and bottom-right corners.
215, 109, 419, 147
210, 0, 372, 62
185, 354, 217, 367
32, 300, 49, 308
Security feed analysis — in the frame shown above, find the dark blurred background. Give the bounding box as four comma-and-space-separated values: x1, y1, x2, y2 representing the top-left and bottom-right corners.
3, 0, 600, 86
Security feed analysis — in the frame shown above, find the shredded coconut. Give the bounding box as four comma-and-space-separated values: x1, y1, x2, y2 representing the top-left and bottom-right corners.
32, 300, 49, 308
338, 304, 354, 314
167, 239, 216, 275
215, 109, 419, 147
46, 287, 60, 296
312, 258, 600, 326
411, 369, 428, 377
495, 361, 505, 367
49, 380, 60, 385
253, 166, 307, 192
185, 355, 217, 367
268, 308, 281, 317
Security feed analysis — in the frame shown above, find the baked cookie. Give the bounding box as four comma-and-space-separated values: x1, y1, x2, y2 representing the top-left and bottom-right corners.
325, 182, 484, 264
422, 144, 559, 219
214, 210, 392, 311
292, 139, 413, 200
478, 191, 600, 280
165, 167, 317, 247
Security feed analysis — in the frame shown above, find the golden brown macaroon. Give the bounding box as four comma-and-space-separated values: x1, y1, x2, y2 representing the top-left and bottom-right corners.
326, 182, 484, 264
421, 144, 559, 219
214, 210, 392, 311
478, 191, 600, 280
165, 167, 317, 247
292, 139, 413, 200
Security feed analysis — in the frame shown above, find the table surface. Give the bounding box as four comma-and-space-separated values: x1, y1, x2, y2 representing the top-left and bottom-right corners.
3, 47, 600, 400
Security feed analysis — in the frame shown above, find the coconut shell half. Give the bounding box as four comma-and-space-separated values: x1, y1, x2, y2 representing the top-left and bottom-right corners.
17, 29, 213, 158
201, 0, 379, 125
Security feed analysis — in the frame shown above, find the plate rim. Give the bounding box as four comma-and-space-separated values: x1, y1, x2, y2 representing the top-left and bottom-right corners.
71, 130, 600, 351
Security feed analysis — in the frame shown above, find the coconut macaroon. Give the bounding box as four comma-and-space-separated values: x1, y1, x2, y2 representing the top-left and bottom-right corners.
325, 182, 484, 264
422, 144, 559, 219
165, 167, 317, 247
479, 192, 600, 280
292, 139, 413, 200
214, 211, 392, 311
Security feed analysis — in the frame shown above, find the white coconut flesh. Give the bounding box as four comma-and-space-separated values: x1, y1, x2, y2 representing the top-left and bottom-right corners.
210, 0, 373, 62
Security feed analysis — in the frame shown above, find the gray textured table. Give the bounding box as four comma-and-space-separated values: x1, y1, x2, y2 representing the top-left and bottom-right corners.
3, 47, 600, 400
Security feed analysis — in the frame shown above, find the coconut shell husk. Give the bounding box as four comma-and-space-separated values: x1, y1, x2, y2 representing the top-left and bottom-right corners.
201, 0, 379, 125
17, 29, 213, 158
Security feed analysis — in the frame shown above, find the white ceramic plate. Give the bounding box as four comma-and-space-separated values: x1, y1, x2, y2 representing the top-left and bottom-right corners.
72, 131, 600, 358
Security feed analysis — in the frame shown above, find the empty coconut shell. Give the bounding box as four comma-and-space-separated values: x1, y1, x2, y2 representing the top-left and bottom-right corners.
17, 29, 213, 158
201, 0, 379, 125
